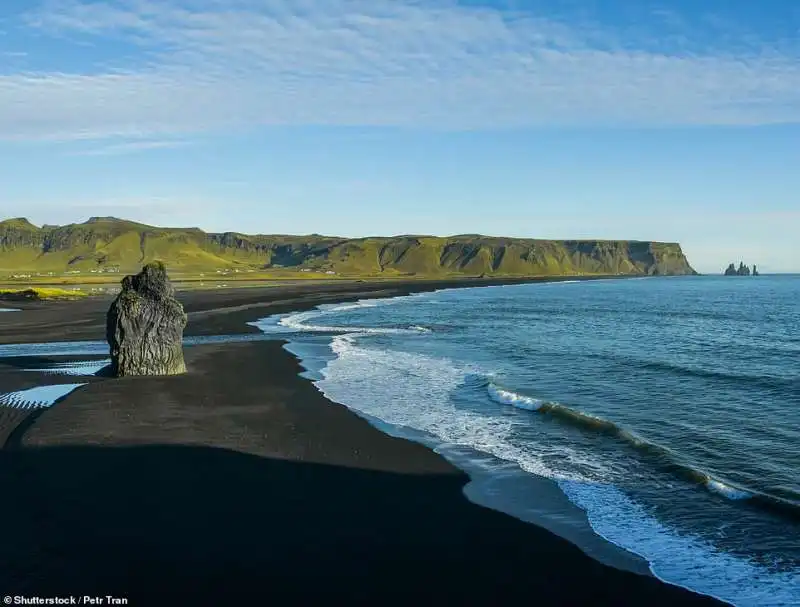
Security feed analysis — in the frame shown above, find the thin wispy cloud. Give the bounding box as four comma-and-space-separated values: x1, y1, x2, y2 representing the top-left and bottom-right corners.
71, 138, 191, 156
2, 0, 800, 142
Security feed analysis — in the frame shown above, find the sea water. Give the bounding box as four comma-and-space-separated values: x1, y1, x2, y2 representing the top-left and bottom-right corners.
252, 275, 800, 606
0, 383, 87, 409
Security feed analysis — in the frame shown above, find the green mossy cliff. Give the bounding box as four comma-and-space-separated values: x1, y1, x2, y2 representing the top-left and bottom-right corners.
0, 217, 697, 277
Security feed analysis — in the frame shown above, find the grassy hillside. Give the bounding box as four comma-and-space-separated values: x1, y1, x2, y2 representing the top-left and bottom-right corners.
0, 216, 697, 278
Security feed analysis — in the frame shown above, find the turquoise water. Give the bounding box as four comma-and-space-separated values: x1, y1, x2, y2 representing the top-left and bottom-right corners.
253, 275, 800, 606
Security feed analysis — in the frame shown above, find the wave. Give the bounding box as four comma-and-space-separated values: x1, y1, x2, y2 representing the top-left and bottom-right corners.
276, 308, 431, 336
560, 481, 800, 606
486, 383, 800, 518
321, 335, 584, 482
488, 382, 647, 442
282, 334, 800, 605
530, 303, 765, 324
326, 300, 386, 313
253, 284, 554, 337
598, 355, 799, 392
320, 290, 442, 315
705, 478, 752, 501
487, 383, 543, 410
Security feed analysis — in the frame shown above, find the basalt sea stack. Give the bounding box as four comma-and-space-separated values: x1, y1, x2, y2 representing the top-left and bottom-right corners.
107, 261, 187, 376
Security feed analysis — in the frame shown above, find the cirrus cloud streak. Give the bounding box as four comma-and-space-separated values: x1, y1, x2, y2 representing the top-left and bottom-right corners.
3, 0, 800, 142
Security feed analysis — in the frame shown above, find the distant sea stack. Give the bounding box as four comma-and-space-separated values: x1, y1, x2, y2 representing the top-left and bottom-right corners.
724, 262, 758, 276
106, 261, 187, 376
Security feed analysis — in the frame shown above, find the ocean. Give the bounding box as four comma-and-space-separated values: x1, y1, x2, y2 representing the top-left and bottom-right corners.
253, 275, 800, 606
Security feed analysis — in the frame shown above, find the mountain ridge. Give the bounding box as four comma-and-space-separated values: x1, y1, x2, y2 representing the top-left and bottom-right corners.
0, 217, 698, 277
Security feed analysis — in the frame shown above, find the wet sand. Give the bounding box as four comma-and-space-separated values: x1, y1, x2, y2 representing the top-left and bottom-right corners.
0, 279, 728, 605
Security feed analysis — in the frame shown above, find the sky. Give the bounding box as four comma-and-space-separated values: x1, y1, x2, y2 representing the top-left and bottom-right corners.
0, 0, 798, 273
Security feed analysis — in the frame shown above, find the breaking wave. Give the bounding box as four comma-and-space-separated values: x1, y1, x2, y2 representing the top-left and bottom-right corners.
275, 308, 430, 336
249, 278, 800, 604
487, 383, 543, 410
262, 326, 800, 606
559, 481, 800, 606
486, 383, 800, 518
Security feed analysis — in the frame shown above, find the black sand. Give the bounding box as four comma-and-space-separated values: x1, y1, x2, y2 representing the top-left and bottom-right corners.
0, 279, 728, 605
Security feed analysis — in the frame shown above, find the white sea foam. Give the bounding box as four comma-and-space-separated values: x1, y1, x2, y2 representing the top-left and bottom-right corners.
276, 308, 429, 335
487, 383, 543, 410
319, 335, 589, 482
490, 383, 760, 509
250, 283, 520, 335
560, 481, 800, 606
254, 301, 604, 484
326, 300, 384, 313
0, 383, 86, 409
309, 339, 797, 606
247, 313, 297, 334
319, 291, 436, 315
705, 478, 753, 501
252, 290, 800, 605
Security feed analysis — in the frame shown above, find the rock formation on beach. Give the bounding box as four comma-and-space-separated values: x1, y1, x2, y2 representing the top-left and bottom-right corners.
723, 262, 756, 276
106, 261, 187, 376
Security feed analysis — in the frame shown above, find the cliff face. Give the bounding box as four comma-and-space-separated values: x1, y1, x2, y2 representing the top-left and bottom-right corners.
0, 217, 697, 277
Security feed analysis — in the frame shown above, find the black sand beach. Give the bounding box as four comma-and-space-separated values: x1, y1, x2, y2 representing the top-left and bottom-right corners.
0, 279, 728, 605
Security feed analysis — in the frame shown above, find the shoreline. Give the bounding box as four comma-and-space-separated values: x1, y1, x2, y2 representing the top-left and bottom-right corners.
0, 276, 728, 605
269, 308, 661, 578
0, 275, 630, 345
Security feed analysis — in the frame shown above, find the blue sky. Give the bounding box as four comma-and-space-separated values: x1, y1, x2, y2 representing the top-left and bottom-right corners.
1, 1, 798, 273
